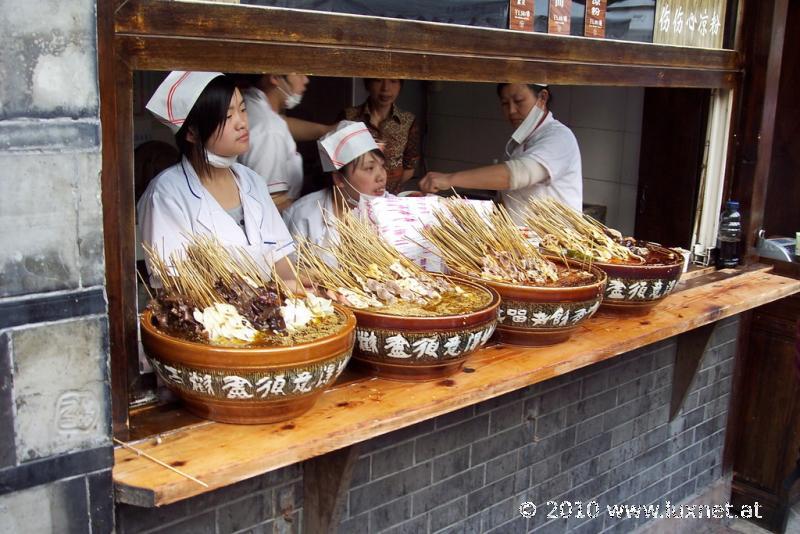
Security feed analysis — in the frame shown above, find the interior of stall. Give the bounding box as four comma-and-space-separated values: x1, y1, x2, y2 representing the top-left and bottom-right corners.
129, 70, 713, 411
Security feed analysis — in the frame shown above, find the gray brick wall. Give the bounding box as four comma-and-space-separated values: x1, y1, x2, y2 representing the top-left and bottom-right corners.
116, 316, 738, 534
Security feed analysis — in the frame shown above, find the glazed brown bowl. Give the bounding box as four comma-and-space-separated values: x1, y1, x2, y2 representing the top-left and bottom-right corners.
348, 275, 500, 381
139, 305, 356, 424
593, 243, 683, 315
454, 260, 607, 346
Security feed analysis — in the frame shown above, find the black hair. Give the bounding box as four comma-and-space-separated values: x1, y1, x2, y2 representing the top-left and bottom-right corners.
340, 149, 385, 178
363, 78, 405, 89
227, 73, 263, 91
496, 83, 552, 106
175, 75, 238, 178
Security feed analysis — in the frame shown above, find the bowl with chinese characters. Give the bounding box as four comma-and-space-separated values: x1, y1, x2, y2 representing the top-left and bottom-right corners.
139, 305, 356, 424
593, 243, 683, 315
454, 260, 607, 346
348, 276, 500, 381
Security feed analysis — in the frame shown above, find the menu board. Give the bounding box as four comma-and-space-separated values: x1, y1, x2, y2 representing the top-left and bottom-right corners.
653, 0, 726, 49
509, 0, 534, 31
584, 0, 606, 38
547, 0, 572, 35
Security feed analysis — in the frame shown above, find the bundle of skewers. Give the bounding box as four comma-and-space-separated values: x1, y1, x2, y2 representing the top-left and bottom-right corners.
296, 209, 489, 316
522, 198, 648, 264
143, 234, 338, 346
420, 198, 595, 286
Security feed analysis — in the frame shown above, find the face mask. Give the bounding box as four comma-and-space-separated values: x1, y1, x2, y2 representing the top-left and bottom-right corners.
510, 99, 546, 144
277, 78, 303, 110
338, 174, 386, 207
206, 150, 237, 169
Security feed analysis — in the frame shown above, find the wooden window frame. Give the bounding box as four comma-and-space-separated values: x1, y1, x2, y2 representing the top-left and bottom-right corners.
100, 0, 753, 436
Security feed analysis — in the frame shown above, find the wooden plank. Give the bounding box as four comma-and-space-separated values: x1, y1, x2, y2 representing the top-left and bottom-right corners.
99, 0, 136, 436
116, 0, 738, 70
117, 36, 739, 90
113, 0, 739, 89
730, 0, 790, 261
112, 269, 800, 507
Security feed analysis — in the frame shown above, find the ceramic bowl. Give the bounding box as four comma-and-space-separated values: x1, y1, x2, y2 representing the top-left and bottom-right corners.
594, 243, 683, 315
139, 305, 356, 424
348, 275, 500, 381
455, 260, 607, 346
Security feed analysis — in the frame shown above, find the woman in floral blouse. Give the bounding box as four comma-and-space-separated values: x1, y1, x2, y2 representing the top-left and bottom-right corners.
340, 79, 420, 193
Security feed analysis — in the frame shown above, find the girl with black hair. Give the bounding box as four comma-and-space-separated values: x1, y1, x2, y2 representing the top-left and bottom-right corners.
137, 71, 296, 285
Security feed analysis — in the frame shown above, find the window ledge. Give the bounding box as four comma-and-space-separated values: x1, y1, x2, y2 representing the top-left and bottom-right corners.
113, 266, 800, 507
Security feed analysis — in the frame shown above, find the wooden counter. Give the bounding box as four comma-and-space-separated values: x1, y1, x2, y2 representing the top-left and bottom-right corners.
113, 267, 800, 507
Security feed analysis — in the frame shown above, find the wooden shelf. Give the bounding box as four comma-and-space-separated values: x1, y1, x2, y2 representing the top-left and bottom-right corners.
115, 0, 740, 88
113, 267, 800, 507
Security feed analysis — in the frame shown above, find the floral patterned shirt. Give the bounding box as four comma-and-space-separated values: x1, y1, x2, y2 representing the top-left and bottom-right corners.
340, 101, 420, 189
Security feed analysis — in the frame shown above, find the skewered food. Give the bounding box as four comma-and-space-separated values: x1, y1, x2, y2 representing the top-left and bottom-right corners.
420, 198, 598, 287
143, 234, 342, 347
523, 197, 680, 266
295, 210, 492, 317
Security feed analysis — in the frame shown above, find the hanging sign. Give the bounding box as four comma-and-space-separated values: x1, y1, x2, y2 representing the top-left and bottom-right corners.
548, 0, 572, 35
584, 0, 607, 38
509, 0, 534, 31
653, 0, 726, 49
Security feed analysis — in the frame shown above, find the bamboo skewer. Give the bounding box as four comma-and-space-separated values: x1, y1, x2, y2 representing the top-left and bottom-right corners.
522, 197, 644, 264
420, 197, 560, 284
114, 438, 209, 488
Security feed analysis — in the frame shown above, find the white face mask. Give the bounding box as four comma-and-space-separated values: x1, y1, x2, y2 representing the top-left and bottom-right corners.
338, 175, 386, 207
206, 149, 237, 169
277, 78, 303, 110
510, 100, 546, 144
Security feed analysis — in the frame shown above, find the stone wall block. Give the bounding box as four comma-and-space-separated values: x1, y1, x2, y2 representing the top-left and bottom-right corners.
0, 151, 102, 297
11, 316, 110, 462
0, 0, 98, 119
76, 152, 105, 287
0, 476, 88, 532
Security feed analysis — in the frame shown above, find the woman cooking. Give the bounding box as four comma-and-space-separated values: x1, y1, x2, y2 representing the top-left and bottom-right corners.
137, 71, 296, 284
281, 121, 388, 251
420, 83, 582, 224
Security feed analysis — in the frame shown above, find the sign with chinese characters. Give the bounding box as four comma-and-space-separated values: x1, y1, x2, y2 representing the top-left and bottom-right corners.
548, 0, 572, 35
584, 0, 606, 38
653, 0, 726, 49
509, 0, 534, 31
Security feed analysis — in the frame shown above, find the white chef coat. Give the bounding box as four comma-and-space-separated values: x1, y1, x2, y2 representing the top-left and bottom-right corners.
239, 88, 304, 199
502, 111, 583, 224
137, 157, 295, 284
281, 188, 337, 249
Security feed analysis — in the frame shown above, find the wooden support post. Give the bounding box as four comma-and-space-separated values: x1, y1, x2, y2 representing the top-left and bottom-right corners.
303, 444, 361, 533
670, 323, 716, 420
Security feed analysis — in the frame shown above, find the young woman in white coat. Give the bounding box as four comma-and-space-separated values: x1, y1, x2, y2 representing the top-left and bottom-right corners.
282, 121, 388, 253
137, 71, 296, 285
420, 83, 582, 224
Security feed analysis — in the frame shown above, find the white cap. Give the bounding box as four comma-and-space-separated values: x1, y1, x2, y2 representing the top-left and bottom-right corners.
318, 121, 379, 172
146, 71, 223, 133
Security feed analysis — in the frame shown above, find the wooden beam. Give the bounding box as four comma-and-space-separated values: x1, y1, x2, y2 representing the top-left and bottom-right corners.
113, 0, 739, 88
730, 0, 790, 261
670, 323, 715, 420
303, 445, 361, 533
112, 269, 800, 507
99, 0, 136, 438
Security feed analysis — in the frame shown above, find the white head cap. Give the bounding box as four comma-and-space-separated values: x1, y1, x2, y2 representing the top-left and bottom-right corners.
318, 121, 379, 172
146, 71, 224, 134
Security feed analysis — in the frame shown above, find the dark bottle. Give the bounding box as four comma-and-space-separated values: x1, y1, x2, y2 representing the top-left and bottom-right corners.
717, 200, 741, 268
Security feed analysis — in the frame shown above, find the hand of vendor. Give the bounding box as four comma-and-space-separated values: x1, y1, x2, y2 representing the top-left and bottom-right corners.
420, 172, 455, 194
